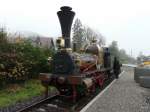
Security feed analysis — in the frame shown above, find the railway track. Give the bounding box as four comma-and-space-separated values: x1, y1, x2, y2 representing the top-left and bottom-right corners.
18, 95, 61, 112
18, 76, 114, 112
18, 95, 77, 112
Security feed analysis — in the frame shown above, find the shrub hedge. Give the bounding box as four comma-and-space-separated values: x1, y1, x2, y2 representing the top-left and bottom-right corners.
0, 29, 54, 88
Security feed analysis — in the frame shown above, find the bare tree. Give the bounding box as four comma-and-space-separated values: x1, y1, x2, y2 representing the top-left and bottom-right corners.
95, 31, 106, 47
83, 26, 106, 47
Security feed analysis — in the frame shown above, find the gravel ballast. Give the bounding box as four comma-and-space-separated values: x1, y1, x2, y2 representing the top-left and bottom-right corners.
83, 67, 150, 112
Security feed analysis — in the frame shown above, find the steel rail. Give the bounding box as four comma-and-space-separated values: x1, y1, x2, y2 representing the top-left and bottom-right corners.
17, 95, 59, 112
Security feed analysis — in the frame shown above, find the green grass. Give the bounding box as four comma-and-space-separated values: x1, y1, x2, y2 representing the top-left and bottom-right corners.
0, 79, 45, 108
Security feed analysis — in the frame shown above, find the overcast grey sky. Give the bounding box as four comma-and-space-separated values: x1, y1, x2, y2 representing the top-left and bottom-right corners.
0, 0, 150, 57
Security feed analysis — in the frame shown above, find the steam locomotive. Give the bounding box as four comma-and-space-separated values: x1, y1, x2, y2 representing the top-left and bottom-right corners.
40, 6, 114, 101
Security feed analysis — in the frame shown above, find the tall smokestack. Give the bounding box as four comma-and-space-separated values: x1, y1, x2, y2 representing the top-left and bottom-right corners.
57, 6, 75, 48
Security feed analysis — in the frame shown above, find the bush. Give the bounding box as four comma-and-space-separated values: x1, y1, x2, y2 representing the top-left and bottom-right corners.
15, 40, 52, 78
0, 52, 28, 84
0, 29, 54, 88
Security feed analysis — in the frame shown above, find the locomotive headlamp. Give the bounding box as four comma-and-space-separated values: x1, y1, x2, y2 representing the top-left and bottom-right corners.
56, 37, 65, 48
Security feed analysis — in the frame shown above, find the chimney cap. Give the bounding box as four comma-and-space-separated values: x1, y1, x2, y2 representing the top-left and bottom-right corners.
60, 6, 72, 11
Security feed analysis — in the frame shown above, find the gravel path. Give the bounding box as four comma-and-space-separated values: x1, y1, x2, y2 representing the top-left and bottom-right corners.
84, 67, 150, 112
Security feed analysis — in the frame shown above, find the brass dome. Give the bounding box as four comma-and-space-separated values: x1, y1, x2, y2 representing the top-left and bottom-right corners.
85, 43, 102, 55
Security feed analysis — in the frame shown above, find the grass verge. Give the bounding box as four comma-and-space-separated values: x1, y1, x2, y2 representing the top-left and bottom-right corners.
0, 79, 45, 108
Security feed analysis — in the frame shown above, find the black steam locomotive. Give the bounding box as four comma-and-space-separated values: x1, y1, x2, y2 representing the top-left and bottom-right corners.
40, 6, 115, 102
